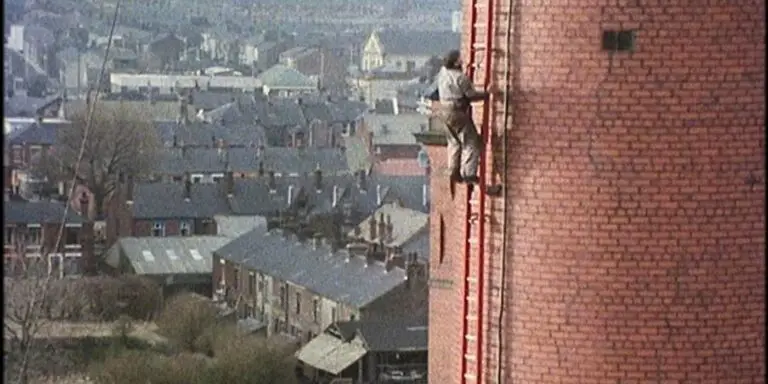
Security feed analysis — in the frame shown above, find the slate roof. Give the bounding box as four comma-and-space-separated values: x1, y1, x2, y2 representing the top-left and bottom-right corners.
152, 147, 350, 176
215, 229, 408, 308
7, 120, 70, 145
23, 24, 56, 47
348, 203, 429, 248
257, 64, 317, 89
190, 90, 241, 111
130, 172, 416, 221
106, 236, 232, 276
373, 30, 460, 57
131, 182, 231, 219
4, 200, 85, 224
4, 94, 62, 118
333, 316, 427, 352
363, 113, 429, 146
213, 215, 267, 239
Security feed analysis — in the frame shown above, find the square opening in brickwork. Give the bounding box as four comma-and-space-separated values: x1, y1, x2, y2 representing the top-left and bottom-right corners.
602, 30, 635, 52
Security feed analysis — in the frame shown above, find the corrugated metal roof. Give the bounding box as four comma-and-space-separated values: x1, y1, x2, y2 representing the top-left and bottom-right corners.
109, 236, 231, 275
295, 332, 367, 375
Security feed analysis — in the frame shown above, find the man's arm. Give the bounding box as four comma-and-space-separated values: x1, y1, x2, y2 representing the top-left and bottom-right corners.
458, 73, 489, 102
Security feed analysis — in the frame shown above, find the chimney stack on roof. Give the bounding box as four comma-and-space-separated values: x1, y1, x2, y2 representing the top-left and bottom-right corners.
314, 168, 322, 192
332, 185, 339, 207
287, 185, 294, 206
79, 191, 89, 219
376, 184, 382, 206
225, 170, 234, 197
268, 171, 276, 192
378, 213, 386, 244
357, 170, 367, 191
422, 183, 429, 207
369, 215, 377, 241
125, 174, 135, 205
184, 173, 192, 201
312, 236, 321, 250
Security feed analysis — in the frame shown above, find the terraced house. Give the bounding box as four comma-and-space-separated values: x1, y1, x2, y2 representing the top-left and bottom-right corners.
212, 227, 428, 347
107, 169, 429, 244
4, 198, 93, 277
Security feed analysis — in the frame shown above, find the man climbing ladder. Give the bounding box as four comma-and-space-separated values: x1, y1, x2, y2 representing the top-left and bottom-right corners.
430, 49, 500, 195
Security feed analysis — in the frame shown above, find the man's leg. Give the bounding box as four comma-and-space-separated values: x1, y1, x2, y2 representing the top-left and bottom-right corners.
445, 127, 462, 182
460, 121, 481, 182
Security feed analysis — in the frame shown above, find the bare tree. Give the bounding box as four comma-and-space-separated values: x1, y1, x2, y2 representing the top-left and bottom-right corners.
36, 105, 160, 217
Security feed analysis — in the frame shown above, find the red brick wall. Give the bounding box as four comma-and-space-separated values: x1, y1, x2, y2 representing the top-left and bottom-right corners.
427, 1, 766, 383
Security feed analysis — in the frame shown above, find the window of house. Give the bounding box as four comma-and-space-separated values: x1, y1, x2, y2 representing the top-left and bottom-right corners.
63, 255, 81, 277
179, 221, 191, 236
248, 272, 256, 295
244, 303, 253, 318
120, 86, 128, 93
212, 176, 222, 183
49, 254, 62, 278
233, 267, 240, 290
25, 227, 42, 245
331, 307, 337, 323
602, 30, 636, 52
258, 273, 265, 292
4, 227, 15, 245
312, 299, 320, 323
28, 146, 42, 164
191, 176, 202, 183
295, 292, 301, 314
64, 227, 79, 246
11, 146, 23, 164
152, 222, 165, 237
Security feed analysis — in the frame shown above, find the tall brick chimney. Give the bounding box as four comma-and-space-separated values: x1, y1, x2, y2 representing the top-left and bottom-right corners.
417, 2, 766, 382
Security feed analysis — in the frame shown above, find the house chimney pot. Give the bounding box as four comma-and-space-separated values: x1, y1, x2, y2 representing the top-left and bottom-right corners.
422, 183, 429, 207
314, 169, 322, 191
79, 192, 89, 219
332, 185, 339, 207
184, 173, 192, 201
378, 213, 387, 244
126, 175, 135, 205
287, 185, 294, 205
357, 170, 367, 191
376, 184, 382, 206
225, 171, 234, 197
268, 171, 276, 192
369, 215, 377, 241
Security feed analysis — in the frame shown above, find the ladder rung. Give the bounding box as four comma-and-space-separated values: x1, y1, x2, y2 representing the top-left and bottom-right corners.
464, 353, 477, 361
472, 42, 487, 49
466, 314, 478, 321
465, 334, 476, 341
466, 296, 477, 303
468, 238, 479, 245
464, 373, 477, 381
467, 277, 478, 284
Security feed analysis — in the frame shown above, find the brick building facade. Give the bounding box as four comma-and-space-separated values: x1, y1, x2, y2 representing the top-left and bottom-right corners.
418, 1, 765, 383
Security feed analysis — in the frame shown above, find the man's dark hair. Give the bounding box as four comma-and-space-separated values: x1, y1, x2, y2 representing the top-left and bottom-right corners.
443, 50, 461, 69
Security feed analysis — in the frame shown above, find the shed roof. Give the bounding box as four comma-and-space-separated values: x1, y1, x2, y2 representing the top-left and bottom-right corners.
105, 236, 231, 275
